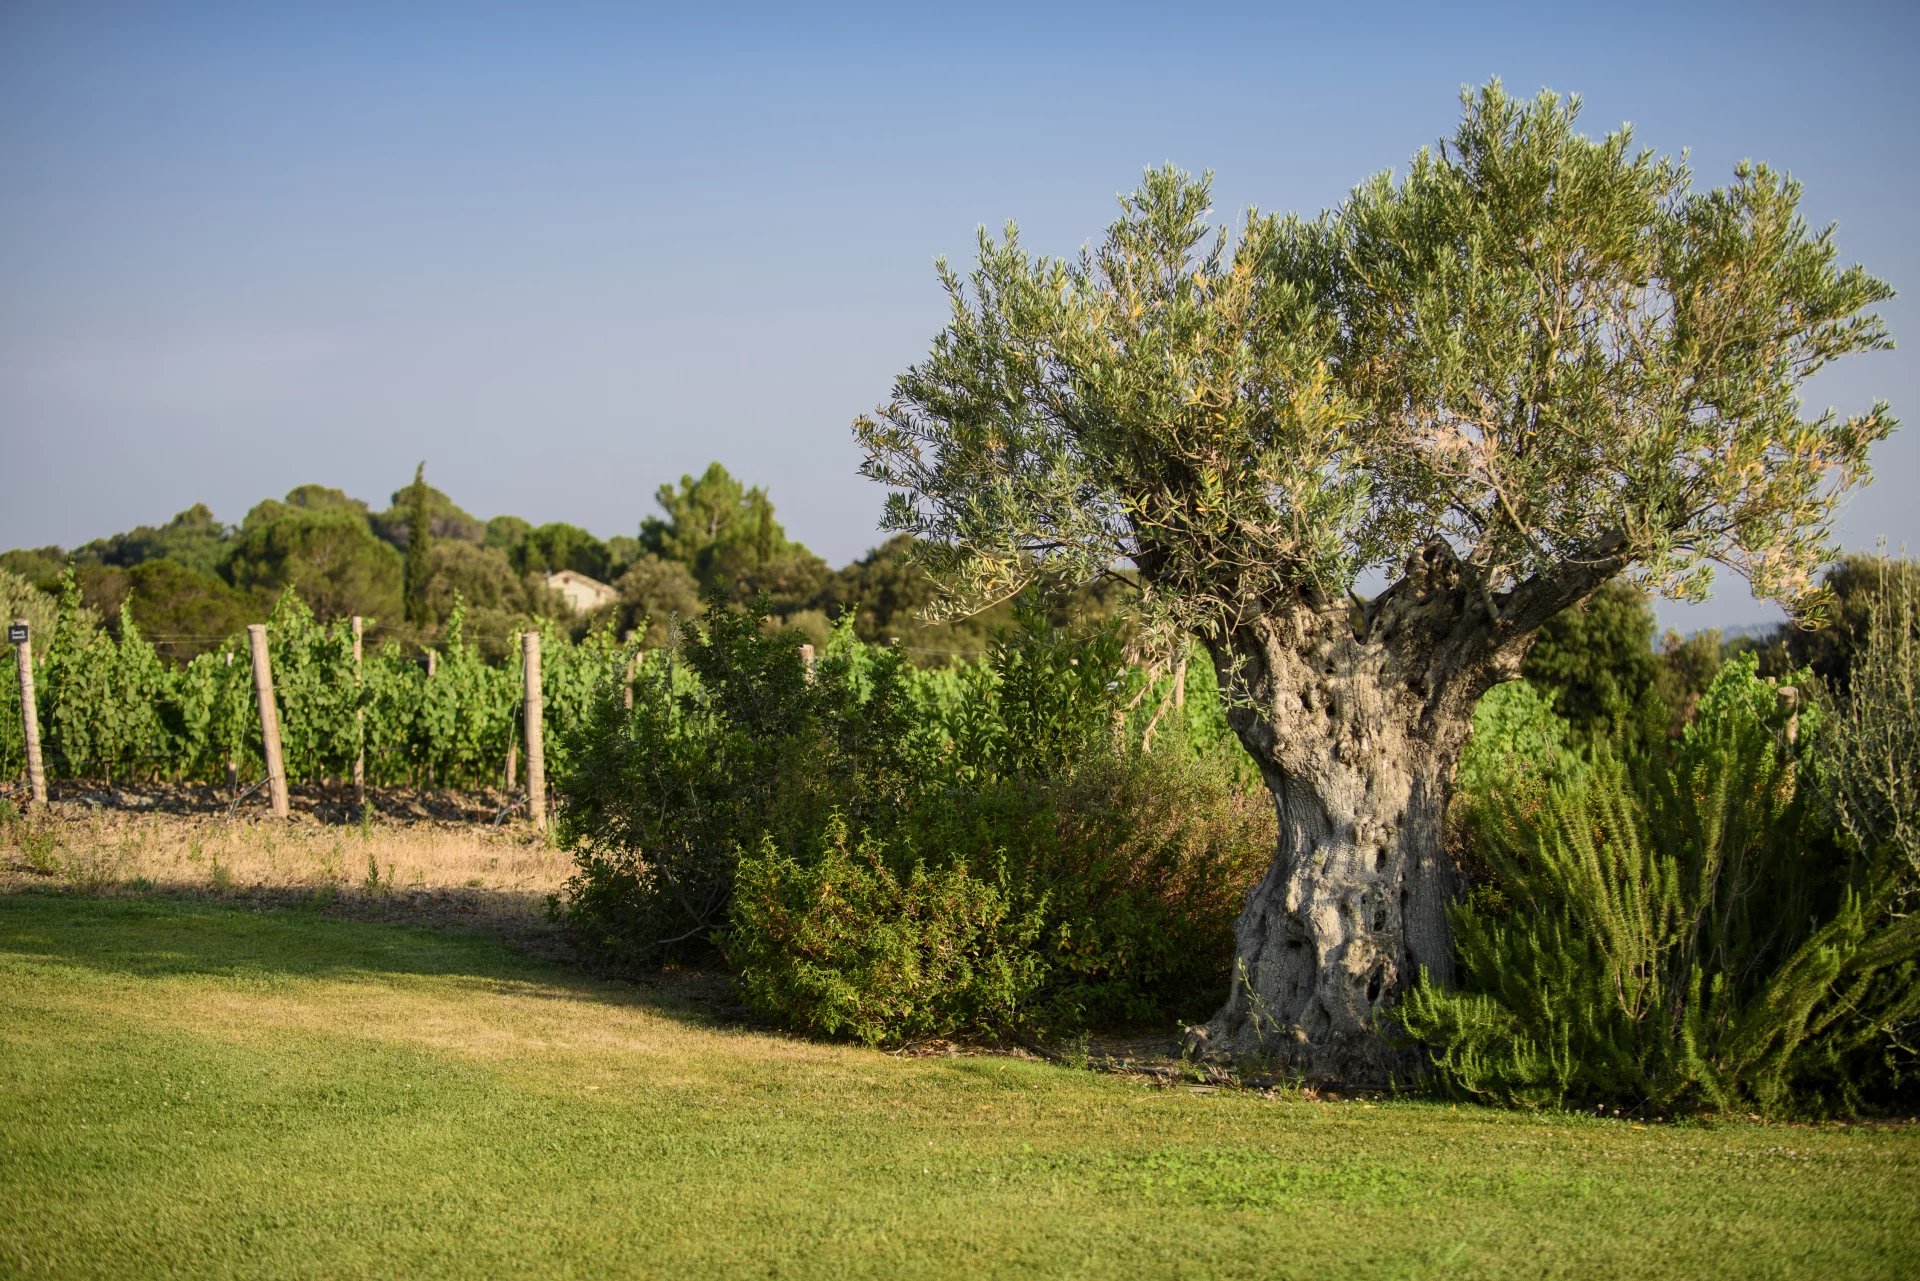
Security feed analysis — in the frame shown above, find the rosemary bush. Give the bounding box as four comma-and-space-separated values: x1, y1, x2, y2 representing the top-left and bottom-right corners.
1402, 657, 1920, 1114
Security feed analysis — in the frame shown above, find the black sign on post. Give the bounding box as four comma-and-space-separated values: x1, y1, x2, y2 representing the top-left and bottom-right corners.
6, 624, 26, 645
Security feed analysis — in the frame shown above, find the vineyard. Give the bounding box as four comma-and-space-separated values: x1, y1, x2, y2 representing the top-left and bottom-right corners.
2, 576, 1242, 803
2, 580, 634, 793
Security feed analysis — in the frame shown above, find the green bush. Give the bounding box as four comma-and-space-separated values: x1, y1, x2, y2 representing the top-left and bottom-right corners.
1448, 680, 1583, 893
726, 820, 1047, 1045
1455, 682, 1577, 817
1402, 657, 1920, 1114
558, 592, 1272, 1042
559, 598, 930, 967
1821, 556, 1919, 898
1816, 560, 1920, 1095
913, 752, 1272, 1029
719, 742, 1267, 1043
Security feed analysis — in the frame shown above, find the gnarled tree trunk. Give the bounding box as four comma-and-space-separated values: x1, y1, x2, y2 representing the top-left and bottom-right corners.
1196, 552, 1521, 1085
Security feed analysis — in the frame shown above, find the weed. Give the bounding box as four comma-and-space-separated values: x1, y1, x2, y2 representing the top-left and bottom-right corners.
1059, 1032, 1093, 1071
361, 850, 391, 896
60, 844, 125, 893
19, 825, 61, 875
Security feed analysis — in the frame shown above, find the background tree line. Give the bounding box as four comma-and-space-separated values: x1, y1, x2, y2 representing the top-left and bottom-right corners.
1, 460, 1121, 664
9, 456, 1897, 693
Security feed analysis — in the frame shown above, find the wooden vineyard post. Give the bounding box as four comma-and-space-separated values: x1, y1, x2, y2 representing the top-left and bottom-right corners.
799, 643, 815, 683
10, 620, 46, 808
503, 632, 520, 791
223, 650, 237, 794
522, 631, 545, 832
624, 646, 641, 712
246, 624, 290, 818
424, 647, 437, 787
351, 616, 366, 809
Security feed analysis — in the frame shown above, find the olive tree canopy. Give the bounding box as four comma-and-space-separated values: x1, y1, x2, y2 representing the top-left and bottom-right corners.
857, 84, 1895, 1081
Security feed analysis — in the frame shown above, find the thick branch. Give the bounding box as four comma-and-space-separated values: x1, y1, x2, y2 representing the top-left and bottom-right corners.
1496, 530, 1631, 638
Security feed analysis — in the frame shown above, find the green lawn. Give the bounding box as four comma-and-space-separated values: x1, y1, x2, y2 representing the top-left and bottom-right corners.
2, 894, 1915, 1280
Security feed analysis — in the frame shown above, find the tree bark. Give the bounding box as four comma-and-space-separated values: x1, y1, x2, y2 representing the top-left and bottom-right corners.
1196, 547, 1519, 1085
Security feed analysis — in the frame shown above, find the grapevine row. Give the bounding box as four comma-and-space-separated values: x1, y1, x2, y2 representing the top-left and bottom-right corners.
5, 578, 1250, 800
2, 581, 630, 791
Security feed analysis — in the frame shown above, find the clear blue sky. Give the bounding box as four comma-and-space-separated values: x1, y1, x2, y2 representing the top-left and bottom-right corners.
2, 0, 1914, 629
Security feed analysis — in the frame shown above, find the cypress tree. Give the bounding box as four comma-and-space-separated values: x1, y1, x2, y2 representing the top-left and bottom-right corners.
404, 462, 432, 627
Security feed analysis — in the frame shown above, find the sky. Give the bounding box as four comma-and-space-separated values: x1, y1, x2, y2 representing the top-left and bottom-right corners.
2, 0, 1915, 630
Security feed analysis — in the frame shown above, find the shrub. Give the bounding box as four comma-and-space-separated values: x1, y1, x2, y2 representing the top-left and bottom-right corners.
718, 748, 1270, 1042
1402, 657, 1920, 1114
1455, 682, 1579, 816
558, 598, 929, 967
726, 820, 1047, 1045
1821, 556, 1919, 898
918, 752, 1272, 1029
1816, 559, 1920, 1094
558, 592, 1273, 1041
983, 596, 1131, 779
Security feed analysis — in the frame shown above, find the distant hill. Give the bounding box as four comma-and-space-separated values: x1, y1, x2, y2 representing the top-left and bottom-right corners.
1688, 621, 1781, 643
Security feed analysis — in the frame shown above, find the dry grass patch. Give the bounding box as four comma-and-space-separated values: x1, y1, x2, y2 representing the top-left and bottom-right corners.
0, 799, 570, 952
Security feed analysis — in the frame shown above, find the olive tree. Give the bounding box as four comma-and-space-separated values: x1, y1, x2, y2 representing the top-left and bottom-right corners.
855, 84, 1895, 1082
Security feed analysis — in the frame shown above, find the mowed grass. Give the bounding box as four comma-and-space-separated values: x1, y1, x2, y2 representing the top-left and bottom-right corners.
1, 895, 1916, 1280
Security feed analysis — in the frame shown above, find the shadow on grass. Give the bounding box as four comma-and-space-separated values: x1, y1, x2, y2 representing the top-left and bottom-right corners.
0, 890, 738, 1025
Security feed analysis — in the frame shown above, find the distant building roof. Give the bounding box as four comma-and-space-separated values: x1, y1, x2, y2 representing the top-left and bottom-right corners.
545, 569, 619, 615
